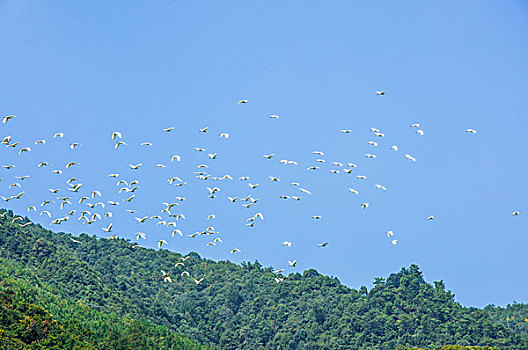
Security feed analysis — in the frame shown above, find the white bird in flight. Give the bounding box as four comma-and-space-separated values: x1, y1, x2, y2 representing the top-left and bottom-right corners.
114, 141, 127, 149
375, 184, 387, 191
65, 162, 79, 168
2, 115, 18, 124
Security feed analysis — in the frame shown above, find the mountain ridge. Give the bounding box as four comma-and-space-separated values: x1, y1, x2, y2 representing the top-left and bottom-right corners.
0, 209, 527, 349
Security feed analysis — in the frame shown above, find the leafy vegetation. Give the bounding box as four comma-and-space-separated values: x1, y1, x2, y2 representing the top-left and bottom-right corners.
0, 260, 212, 349
485, 303, 528, 338
397, 347, 499, 350
0, 209, 527, 349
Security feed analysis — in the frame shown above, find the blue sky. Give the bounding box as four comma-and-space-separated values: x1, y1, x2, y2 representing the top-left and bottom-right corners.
0, 1, 527, 307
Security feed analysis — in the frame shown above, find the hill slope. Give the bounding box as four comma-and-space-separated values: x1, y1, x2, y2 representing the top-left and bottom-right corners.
0, 210, 527, 349
0, 259, 212, 349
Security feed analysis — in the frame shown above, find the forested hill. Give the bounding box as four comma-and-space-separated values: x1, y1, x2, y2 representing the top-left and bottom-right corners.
0, 259, 213, 350
0, 209, 527, 349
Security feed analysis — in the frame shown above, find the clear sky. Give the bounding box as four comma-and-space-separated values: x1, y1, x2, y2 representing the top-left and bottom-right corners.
0, 1, 527, 308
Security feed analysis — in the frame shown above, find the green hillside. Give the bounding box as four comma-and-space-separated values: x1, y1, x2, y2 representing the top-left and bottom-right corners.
398, 347, 499, 350
0, 261, 212, 349
485, 303, 528, 338
0, 209, 527, 349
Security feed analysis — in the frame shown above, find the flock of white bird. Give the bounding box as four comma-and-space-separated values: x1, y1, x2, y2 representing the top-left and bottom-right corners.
0, 96, 521, 284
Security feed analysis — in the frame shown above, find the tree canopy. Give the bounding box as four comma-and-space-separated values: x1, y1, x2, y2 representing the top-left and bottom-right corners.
0, 209, 527, 349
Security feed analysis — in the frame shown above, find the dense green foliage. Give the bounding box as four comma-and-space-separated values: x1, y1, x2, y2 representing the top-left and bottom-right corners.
0, 271, 95, 350
0, 209, 527, 349
485, 303, 528, 338
398, 347, 499, 350
0, 260, 212, 349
